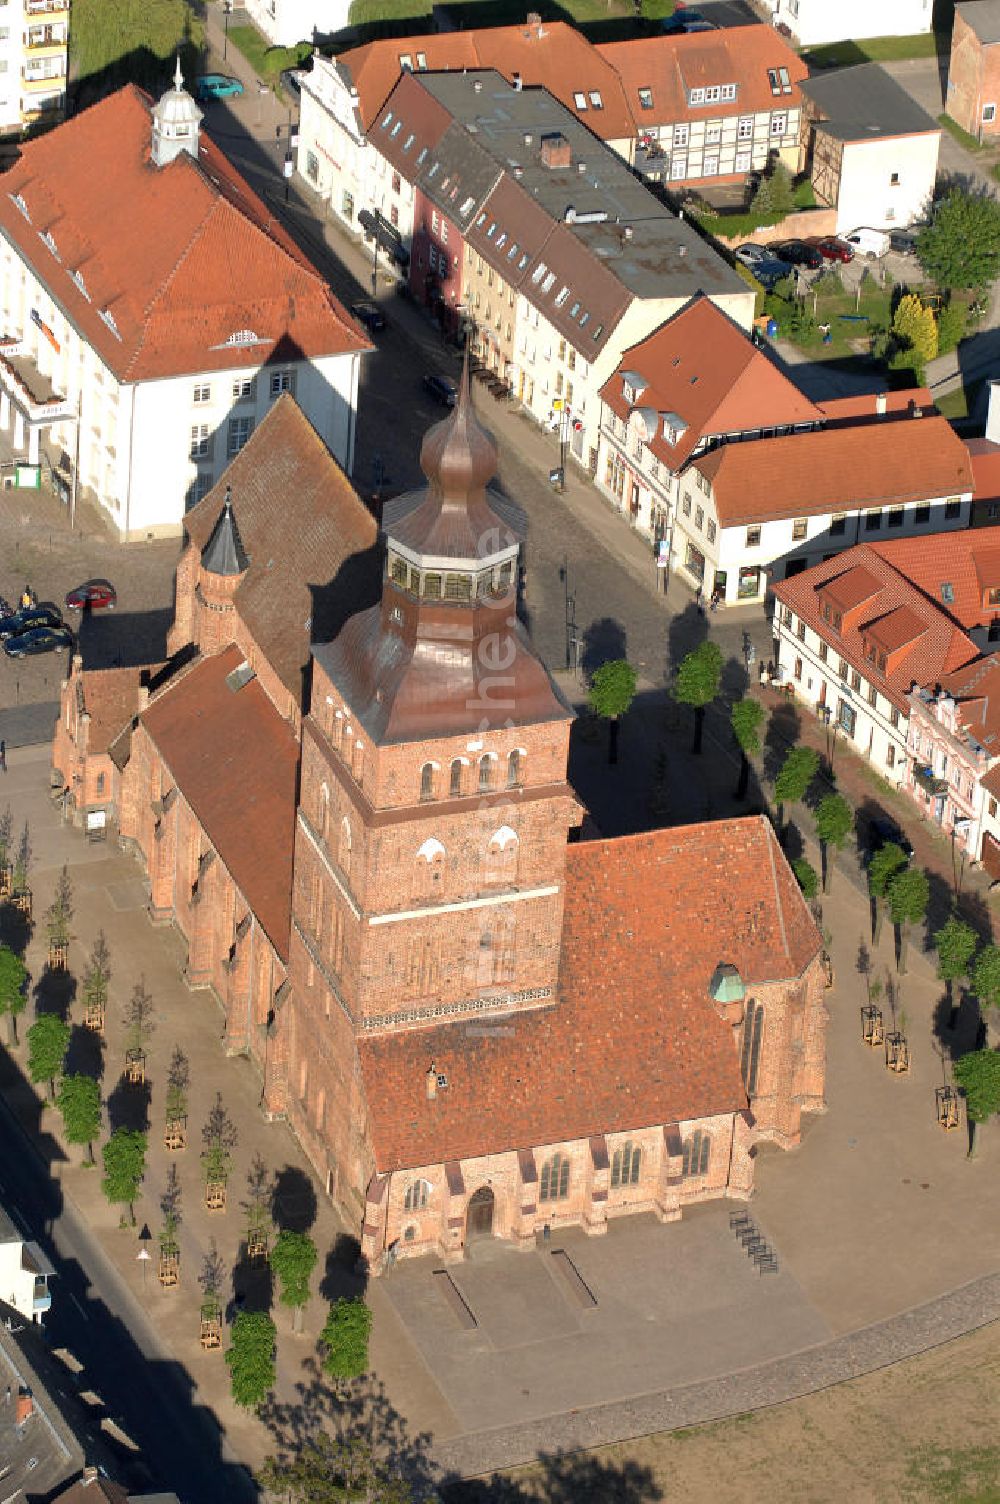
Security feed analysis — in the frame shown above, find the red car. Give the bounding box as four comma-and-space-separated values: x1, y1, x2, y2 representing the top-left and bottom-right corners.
814, 237, 854, 264
65, 578, 116, 610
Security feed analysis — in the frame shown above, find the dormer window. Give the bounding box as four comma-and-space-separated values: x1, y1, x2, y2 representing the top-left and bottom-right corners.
986, 586, 1000, 607
381, 111, 393, 129
71, 268, 90, 301
416, 52, 427, 69
399, 53, 412, 70
638, 87, 653, 110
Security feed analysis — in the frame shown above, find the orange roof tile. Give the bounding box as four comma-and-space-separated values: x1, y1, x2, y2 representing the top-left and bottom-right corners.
817, 389, 935, 425
183, 396, 379, 700
935, 653, 1000, 755
0, 87, 367, 384
78, 667, 143, 754
600, 296, 821, 470
858, 525, 1000, 632
338, 21, 635, 139
598, 25, 806, 123
140, 647, 299, 960
967, 437, 1000, 507
694, 415, 971, 526
359, 817, 819, 1172
773, 543, 980, 711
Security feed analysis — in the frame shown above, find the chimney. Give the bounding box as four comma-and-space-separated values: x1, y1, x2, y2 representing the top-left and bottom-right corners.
540, 132, 571, 169
875, 391, 887, 416
15, 1389, 33, 1426
473, 79, 482, 93
82, 1468, 100, 1486
624, 224, 634, 241
987, 379, 1000, 444
512, 71, 522, 91
577, 160, 586, 174
426, 1065, 437, 1100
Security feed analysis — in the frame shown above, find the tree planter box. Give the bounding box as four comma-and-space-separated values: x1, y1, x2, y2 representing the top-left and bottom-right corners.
12, 889, 31, 917
885, 1032, 910, 1073
200, 1313, 222, 1349
48, 940, 68, 970
158, 1248, 180, 1287
84, 999, 105, 1033
164, 1117, 187, 1152
124, 1049, 146, 1084
246, 1229, 268, 1263
204, 1182, 226, 1212
0, 866, 11, 899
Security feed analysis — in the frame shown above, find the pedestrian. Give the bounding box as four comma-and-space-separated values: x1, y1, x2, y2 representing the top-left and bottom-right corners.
0, 741, 7, 773
19, 584, 31, 610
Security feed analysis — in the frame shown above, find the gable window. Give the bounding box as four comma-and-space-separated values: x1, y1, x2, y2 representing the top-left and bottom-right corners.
539, 1153, 570, 1201
818, 641, 828, 663
792, 518, 807, 541
682, 1130, 710, 1178
611, 1142, 641, 1187
745, 526, 761, 547
269, 369, 294, 399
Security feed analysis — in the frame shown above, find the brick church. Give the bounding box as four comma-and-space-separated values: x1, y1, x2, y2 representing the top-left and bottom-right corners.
54, 375, 827, 1269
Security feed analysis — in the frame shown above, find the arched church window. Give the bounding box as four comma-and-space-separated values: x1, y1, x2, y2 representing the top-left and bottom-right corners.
611, 1142, 641, 1188
449, 759, 464, 797
404, 1179, 430, 1211
479, 754, 495, 792
539, 1153, 570, 1202
317, 782, 330, 839
420, 762, 435, 802
740, 1000, 764, 1098
507, 750, 521, 788
682, 1130, 711, 1178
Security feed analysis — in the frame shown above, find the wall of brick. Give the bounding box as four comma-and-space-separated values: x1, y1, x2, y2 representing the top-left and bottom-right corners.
947, 14, 1000, 139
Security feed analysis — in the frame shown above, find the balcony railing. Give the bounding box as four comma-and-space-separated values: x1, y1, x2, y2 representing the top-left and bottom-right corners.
26, 0, 70, 13
25, 29, 66, 52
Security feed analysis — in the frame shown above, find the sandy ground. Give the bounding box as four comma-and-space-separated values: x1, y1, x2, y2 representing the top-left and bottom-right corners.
483, 1320, 1000, 1504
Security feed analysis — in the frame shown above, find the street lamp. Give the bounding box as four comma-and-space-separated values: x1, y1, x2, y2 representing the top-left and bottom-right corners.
223, 0, 232, 62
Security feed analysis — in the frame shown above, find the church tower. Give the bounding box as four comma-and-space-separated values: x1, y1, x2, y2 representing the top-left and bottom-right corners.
288, 367, 581, 1203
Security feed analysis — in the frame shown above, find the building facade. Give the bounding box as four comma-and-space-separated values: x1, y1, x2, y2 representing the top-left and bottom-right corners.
763, 0, 932, 48
0, 1208, 53, 1324
243, 0, 348, 48
0, 69, 366, 538
948, 1, 1000, 140
0, 0, 68, 137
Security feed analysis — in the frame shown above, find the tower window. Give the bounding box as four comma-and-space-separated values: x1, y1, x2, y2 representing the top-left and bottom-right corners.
338, 818, 352, 875
506, 750, 521, 788
444, 573, 472, 602
420, 762, 435, 801
478, 754, 495, 792
449, 758, 464, 797
390, 555, 408, 586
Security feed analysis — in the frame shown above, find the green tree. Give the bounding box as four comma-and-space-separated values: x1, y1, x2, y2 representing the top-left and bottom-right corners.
26, 1012, 70, 1099
953, 1049, 1000, 1158
936, 301, 967, 354
226, 1309, 276, 1410
917, 188, 1000, 290
749, 160, 794, 224
101, 1127, 147, 1225
887, 866, 930, 974
57, 1074, 102, 1164
674, 639, 723, 755
320, 1296, 373, 1382
772, 745, 819, 840
11, 821, 30, 897
259, 1434, 416, 1503
731, 696, 764, 800
868, 841, 908, 946
815, 793, 853, 892
934, 915, 978, 1028
588, 659, 637, 765
270, 1228, 319, 1333
71, 0, 204, 100
122, 978, 155, 1057
792, 857, 818, 901
44, 866, 73, 951
0, 804, 11, 871
889, 293, 938, 381
0, 944, 27, 1044
971, 944, 1000, 1043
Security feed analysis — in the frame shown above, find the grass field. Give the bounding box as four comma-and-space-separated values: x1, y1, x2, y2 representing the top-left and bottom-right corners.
69, 0, 203, 97
803, 31, 944, 68
938, 112, 986, 153
764, 277, 895, 365
225, 22, 312, 88
936, 379, 984, 420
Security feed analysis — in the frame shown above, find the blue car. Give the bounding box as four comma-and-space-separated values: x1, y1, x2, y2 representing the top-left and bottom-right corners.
195, 74, 245, 101
3, 624, 73, 658
0, 603, 62, 641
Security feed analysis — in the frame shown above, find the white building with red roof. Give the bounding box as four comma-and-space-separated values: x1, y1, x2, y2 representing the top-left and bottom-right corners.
0, 65, 368, 538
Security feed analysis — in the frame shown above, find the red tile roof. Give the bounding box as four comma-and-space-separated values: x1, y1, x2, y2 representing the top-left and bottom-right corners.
337, 21, 634, 139
935, 653, 1000, 756
359, 817, 820, 1172
772, 543, 980, 712
0, 86, 367, 384
140, 646, 299, 960
598, 25, 806, 121
967, 436, 1000, 509
600, 296, 821, 470
79, 667, 143, 753
857, 525, 1000, 632
694, 415, 971, 526
182, 396, 379, 700
817, 388, 935, 426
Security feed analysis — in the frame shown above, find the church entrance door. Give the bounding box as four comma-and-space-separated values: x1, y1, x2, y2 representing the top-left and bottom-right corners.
466, 1186, 495, 1241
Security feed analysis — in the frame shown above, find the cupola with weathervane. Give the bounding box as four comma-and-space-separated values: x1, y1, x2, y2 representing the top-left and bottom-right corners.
151, 57, 203, 168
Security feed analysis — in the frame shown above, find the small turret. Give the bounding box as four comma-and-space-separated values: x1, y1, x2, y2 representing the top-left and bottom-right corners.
151, 56, 203, 168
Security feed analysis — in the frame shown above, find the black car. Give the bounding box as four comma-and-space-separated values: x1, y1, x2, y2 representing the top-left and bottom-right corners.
350, 301, 387, 334
866, 816, 914, 861
0, 603, 62, 641
771, 239, 824, 270
3, 624, 73, 658
423, 373, 458, 407
662, 9, 716, 31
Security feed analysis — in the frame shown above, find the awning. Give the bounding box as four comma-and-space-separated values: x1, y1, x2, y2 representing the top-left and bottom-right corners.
913, 763, 949, 796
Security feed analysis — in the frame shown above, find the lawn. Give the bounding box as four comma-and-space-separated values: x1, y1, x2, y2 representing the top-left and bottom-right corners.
803, 31, 944, 68
764, 275, 895, 364
225, 21, 312, 89
69, 0, 203, 99
936, 379, 984, 420
938, 112, 986, 152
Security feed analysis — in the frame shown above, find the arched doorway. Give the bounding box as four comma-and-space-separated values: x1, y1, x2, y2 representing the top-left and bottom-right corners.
466, 1186, 495, 1241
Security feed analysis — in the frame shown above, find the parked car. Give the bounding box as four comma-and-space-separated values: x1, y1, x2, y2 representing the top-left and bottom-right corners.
889, 230, 918, 256
3, 624, 73, 658
195, 74, 245, 101
866, 816, 914, 861
813, 237, 854, 264
770, 239, 824, 270
752, 257, 795, 289
423, 373, 458, 407
65, 578, 116, 611
734, 243, 769, 267
662, 8, 716, 31
843, 226, 890, 259
350, 301, 387, 334
0, 603, 62, 641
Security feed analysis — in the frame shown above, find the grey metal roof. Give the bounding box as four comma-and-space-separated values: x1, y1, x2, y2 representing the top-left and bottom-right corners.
201, 490, 249, 576
802, 64, 939, 143
957, 0, 1000, 44
0, 1205, 20, 1242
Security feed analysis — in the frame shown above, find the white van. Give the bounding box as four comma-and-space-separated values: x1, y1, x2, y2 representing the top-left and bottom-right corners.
843, 227, 891, 260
